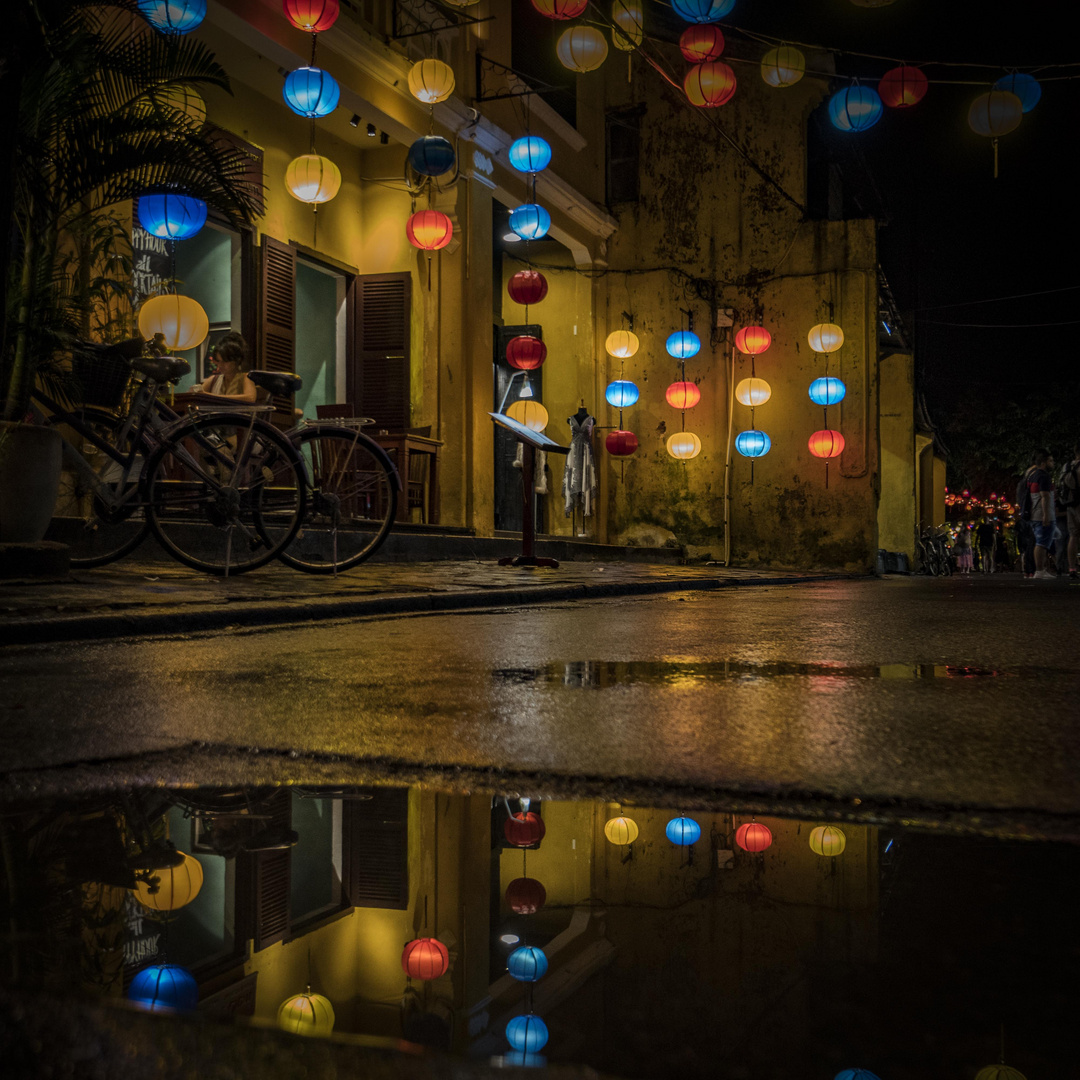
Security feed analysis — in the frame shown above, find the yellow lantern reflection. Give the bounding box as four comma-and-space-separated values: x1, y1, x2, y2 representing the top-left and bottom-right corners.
133, 850, 204, 911
808, 825, 846, 856
277, 987, 336, 1037
603, 816, 639, 845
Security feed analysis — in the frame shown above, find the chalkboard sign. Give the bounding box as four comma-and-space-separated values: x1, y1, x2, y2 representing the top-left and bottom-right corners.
131, 226, 171, 301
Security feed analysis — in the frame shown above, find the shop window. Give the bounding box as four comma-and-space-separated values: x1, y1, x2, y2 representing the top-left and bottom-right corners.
295, 259, 345, 419
606, 106, 643, 206
290, 793, 343, 927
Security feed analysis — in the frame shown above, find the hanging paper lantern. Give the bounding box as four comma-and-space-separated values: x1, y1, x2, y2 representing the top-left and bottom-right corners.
808, 429, 845, 460
509, 204, 551, 240
612, 0, 644, 51
834, 1072, 882, 1080
506, 335, 547, 371
285, 154, 341, 204
137, 0, 206, 34
808, 376, 847, 405
735, 822, 773, 852
506, 1014, 549, 1053
138, 295, 209, 352
406, 210, 453, 251
283, 0, 339, 32
974, 1067, 1027, 1080
667, 432, 701, 460
666, 381, 701, 410
408, 136, 455, 176
504, 810, 547, 845
152, 84, 206, 129
665, 816, 701, 845
878, 66, 928, 109
508, 136, 553, 173
735, 377, 771, 407
993, 72, 1041, 113
277, 989, 336, 1036
508, 946, 548, 982
808, 825, 846, 856
807, 322, 845, 353
137, 194, 207, 240
507, 401, 550, 433
760, 46, 805, 88
734, 325, 771, 355
666, 330, 701, 359
603, 816, 639, 845
967, 90, 1023, 137
127, 964, 199, 1011
684, 62, 737, 108
605, 330, 639, 358
606, 430, 638, 456
508, 271, 548, 306
531, 0, 587, 17
407, 59, 456, 104
605, 380, 639, 408
556, 27, 609, 73
828, 85, 884, 132
133, 849, 204, 911
505, 877, 547, 914
402, 937, 450, 980
283, 67, 340, 117
735, 430, 770, 458
671, 0, 735, 22
680, 25, 724, 62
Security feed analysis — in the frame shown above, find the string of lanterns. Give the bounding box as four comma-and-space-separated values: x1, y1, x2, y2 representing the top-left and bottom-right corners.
733, 324, 773, 478
665, 316, 703, 461
604, 322, 641, 465
806, 322, 847, 487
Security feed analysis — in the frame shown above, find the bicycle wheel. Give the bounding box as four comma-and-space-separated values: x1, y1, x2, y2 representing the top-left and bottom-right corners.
43, 409, 151, 567
270, 426, 398, 573
144, 413, 305, 575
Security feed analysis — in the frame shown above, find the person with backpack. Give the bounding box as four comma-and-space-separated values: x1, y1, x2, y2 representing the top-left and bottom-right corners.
1058, 441, 1080, 579
1022, 448, 1057, 579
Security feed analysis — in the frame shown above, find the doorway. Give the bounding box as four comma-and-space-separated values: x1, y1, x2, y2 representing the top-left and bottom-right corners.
493, 324, 543, 533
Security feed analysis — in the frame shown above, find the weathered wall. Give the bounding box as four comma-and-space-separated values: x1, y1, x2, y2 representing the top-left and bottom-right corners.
878, 350, 916, 560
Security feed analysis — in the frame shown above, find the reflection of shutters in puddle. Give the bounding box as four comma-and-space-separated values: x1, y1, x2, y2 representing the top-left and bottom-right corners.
343, 787, 409, 909
260, 236, 296, 426
351, 273, 410, 431
252, 790, 291, 950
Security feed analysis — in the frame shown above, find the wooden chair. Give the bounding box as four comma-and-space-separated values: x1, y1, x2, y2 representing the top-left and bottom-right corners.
407, 454, 427, 522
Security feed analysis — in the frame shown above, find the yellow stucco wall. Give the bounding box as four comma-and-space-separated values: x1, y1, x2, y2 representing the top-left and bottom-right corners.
878, 351, 916, 559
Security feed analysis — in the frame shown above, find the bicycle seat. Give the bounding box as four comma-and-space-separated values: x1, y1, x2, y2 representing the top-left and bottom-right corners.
248, 370, 303, 396
132, 355, 191, 383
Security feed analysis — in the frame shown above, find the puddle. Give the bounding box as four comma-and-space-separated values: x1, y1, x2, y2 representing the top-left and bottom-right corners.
0, 784, 1073, 1079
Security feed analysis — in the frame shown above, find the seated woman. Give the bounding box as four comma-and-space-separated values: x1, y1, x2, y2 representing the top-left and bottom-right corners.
198, 332, 258, 403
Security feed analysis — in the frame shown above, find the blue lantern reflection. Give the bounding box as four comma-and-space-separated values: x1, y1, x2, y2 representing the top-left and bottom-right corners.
993, 72, 1041, 113
408, 136, 455, 176
665, 817, 701, 845
735, 430, 771, 458
509, 204, 551, 240
509, 136, 553, 173
834, 1071, 883, 1080
666, 330, 701, 359
283, 67, 340, 118
828, 86, 883, 132
605, 380, 639, 408
137, 0, 206, 34
127, 964, 199, 1012
671, 0, 735, 23
506, 1014, 549, 1053
137, 194, 207, 240
808, 376, 847, 406
508, 946, 548, 982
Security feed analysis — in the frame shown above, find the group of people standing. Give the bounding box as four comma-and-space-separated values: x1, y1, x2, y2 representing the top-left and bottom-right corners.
1017, 445, 1080, 580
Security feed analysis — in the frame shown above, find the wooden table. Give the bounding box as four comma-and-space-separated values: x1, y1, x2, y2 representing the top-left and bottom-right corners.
370, 432, 444, 524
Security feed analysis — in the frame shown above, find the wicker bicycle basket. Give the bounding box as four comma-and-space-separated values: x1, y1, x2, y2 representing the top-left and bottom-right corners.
70, 351, 131, 409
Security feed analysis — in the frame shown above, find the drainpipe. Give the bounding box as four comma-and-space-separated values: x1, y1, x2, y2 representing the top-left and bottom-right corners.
723, 342, 735, 565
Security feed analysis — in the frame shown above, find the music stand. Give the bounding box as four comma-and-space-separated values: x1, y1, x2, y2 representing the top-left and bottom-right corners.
490, 412, 570, 568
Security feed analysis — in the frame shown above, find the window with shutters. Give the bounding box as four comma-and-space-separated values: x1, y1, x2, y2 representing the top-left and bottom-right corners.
259, 236, 298, 427
349, 273, 411, 431
341, 787, 410, 909
606, 106, 644, 207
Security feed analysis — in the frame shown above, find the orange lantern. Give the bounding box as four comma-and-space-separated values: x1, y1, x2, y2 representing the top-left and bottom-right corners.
406, 210, 453, 250
667, 431, 701, 460
283, 0, 339, 32
506, 877, 547, 915
734, 325, 771, 355
684, 62, 736, 108
679, 25, 724, 63
665, 381, 701, 410
504, 811, 546, 847
401, 938, 449, 980
735, 822, 773, 853
531, 0, 587, 17
808, 429, 845, 460
879, 65, 928, 108
606, 430, 638, 456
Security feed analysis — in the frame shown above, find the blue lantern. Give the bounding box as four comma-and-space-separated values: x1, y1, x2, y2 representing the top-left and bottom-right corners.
834, 1072, 882, 1080
735, 430, 771, 458
508, 946, 548, 982
127, 964, 198, 1012
283, 67, 340, 118
828, 86, 884, 132
666, 330, 701, 359
137, 194, 207, 240
506, 1014, 549, 1053
408, 136, 455, 176
605, 380, 639, 408
671, 0, 735, 23
137, 0, 206, 34
808, 376, 847, 406
665, 817, 702, 845
993, 72, 1041, 113
509, 136, 553, 173
509, 204, 551, 240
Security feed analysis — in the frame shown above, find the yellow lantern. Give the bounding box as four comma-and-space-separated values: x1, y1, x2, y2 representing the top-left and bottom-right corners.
808, 825, 846, 857
975, 1068, 1027, 1080
611, 0, 643, 52
667, 431, 701, 460
285, 154, 342, 204
133, 851, 204, 912
967, 90, 1023, 137
760, 46, 805, 88
277, 988, 336, 1037
156, 84, 207, 129
138, 294, 209, 352
408, 59, 456, 104
735, 377, 772, 407
556, 27, 609, 73
605, 329, 639, 358
507, 399, 549, 432
604, 816, 639, 845
807, 322, 844, 354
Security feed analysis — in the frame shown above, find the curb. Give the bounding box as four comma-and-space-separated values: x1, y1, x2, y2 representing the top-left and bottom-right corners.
0, 573, 851, 647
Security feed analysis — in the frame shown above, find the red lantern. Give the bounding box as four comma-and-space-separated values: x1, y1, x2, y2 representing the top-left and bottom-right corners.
504, 812, 546, 847
679, 25, 724, 63
283, 0, 339, 32
406, 210, 453, 251
605, 430, 638, 456
401, 937, 449, 980
507, 270, 548, 306
808, 429, 845, 459
735, 822, 773, 853
684, 62, 736, 108
505, 877, 547, 915
734, 325, 771, 356
506, 335, 547, 370
665, 381, 701, 410
878, 65, 928, 109
530, 0, 587, 18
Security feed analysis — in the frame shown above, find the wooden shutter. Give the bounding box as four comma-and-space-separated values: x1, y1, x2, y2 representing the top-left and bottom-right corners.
342, 787, 409, 909
259, 235, 296, 426
349, 273, 411, 431
252, 790, 292, 951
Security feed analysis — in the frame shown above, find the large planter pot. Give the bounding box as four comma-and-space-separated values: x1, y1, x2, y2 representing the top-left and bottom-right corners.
0, 421, 63, 543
